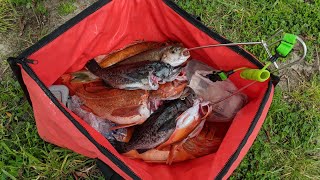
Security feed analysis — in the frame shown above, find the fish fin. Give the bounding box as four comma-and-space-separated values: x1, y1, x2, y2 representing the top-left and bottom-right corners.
156, 129, 185, 150
137, 149, 149, 154
156, 142, 172, 151
102, 81, 113, 88
187, 120, 206, 139
122, 150, 141, 159
85, 59, 102, 74
166, 145, 178, 165
70, 71, 100, 83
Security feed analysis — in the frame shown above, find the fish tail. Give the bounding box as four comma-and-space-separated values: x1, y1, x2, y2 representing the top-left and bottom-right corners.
85, 59, 102, 75
109, 139, 129, 154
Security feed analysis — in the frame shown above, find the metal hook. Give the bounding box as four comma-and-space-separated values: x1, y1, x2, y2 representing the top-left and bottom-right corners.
266, 29, 284, 43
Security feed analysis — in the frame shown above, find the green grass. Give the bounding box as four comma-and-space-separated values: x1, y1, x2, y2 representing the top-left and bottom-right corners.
231, 77, 320, 179
9, 0, 33, 6
35, 2, 47, 15
0, 0, 17, 33
0, 0, 47, 34
0, 0, 319, 179
58, 0, 76, 16
9, 0, 47, 14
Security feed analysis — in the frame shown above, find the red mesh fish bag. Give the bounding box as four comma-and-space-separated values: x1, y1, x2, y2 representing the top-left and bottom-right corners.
8, 1, 276, 179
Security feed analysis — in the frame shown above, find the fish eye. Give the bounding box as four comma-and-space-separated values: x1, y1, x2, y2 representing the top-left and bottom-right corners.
171, 47, 179, 53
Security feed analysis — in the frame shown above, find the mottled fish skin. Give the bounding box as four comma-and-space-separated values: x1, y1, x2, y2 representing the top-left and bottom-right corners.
112, 91, 195, 154
86, 59, 179, 90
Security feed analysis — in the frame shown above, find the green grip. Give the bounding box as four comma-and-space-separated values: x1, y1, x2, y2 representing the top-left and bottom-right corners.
276, 41, 294, 57
276, 33, 297, 57
283, 33, 297, 44
218, 72, 228, 80
240, 69, 270, 82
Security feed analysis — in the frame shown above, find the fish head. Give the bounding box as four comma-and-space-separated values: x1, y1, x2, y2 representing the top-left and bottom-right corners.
161, 46, 190, 67
179, 87, 197, 106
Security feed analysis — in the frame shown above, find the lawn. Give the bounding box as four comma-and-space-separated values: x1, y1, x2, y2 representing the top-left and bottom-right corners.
1, 0, 319, 179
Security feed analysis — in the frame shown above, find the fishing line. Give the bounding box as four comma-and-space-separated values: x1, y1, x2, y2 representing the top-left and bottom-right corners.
185, 42, 263, 51
209, 81, 256, 106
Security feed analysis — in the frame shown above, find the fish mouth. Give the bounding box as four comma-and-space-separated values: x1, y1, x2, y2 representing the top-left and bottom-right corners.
200, 101, 212, 117
149, 74, 160, 90
182, 49, 190, 56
